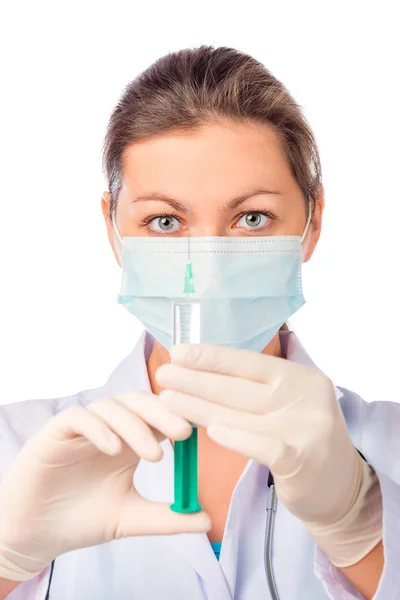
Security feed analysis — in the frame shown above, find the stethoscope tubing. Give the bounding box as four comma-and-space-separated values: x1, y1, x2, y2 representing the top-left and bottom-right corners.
265, 478, 280, 600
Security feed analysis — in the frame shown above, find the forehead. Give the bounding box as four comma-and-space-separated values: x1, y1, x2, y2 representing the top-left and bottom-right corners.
120, 121, 294, 198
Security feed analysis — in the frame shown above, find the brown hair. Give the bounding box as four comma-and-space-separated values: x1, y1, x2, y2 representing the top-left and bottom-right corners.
102, 45, 322, 219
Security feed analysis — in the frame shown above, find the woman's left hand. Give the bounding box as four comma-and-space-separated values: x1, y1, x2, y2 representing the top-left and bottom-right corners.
156, 344, 372, 535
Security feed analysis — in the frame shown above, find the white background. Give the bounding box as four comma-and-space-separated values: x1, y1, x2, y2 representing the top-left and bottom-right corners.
0, 0, 398, 405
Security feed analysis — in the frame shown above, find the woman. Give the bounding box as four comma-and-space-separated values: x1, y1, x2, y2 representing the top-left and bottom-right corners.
0, 46, 398, 600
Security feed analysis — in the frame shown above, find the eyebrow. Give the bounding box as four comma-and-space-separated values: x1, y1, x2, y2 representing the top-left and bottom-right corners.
131, 187, 281, 212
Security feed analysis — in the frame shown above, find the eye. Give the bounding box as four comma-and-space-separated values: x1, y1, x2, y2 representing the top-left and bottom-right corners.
236, 211, 271, 229
148, 215, 181, 233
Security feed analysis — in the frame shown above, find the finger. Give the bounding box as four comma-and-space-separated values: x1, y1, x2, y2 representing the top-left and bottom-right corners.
159, 390, 266, 431
88, 398, 166, 462
116, 390, 192, 441
207, 423, 291, 470
118, 496, 211, 537
48, 405, 122, 456
157, 363, 270, 413
169, 343, 293, 384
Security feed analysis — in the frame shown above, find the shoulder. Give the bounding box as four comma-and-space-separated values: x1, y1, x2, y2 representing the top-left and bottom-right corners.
338, 385, 400, 439
337, 385, 400, 480
0, 343, 146, 454
0, 386, 100, 439
0, 388, 97, 473
338, 384, 400, 426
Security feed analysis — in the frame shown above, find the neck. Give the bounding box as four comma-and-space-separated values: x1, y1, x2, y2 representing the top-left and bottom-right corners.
146, 341, 171, 395
146, 332, 283, 395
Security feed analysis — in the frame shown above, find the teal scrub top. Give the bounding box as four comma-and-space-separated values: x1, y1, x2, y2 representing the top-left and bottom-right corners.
210, 542, 222, 561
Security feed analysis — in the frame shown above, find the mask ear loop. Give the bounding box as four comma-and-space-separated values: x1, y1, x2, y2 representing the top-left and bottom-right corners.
111, 211, 123, 245
300, 201, 312, 243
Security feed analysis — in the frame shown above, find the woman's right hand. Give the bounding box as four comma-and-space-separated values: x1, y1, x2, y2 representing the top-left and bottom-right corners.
0, 391, 211, 582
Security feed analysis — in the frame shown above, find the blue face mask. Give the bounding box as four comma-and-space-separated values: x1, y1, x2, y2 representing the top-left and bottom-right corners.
113, 213, 311, 352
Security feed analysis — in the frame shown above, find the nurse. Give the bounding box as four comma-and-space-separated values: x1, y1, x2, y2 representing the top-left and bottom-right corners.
0, 46, 399, 600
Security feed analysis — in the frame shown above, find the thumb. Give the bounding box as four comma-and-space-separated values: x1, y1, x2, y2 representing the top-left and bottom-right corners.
117, 496, 211, 537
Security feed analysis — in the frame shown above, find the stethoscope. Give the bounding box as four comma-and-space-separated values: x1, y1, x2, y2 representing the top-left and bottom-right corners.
265, 470, 280, 600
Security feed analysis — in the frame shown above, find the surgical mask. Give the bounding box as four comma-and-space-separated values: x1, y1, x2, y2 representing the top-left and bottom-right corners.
113, 210, 311, 352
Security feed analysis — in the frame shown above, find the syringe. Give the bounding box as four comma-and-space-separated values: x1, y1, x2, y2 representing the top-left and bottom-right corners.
170, 262, 202, 514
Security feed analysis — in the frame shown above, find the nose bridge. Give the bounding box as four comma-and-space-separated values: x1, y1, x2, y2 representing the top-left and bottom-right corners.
190, 203, 224, 237
192, 224, 223, 237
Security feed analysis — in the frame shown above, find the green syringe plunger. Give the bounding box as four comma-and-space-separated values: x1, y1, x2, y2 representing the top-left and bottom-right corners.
170, 428, 202, 513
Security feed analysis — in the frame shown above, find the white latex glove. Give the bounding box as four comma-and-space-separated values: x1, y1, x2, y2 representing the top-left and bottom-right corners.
157, 344, 383, 567
0, 392, 211, 582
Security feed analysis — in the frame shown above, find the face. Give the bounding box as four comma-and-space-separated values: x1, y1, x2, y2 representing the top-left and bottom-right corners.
102, 121, 324, 264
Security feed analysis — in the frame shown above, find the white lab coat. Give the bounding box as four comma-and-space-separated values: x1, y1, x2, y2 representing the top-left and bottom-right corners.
1, 330, 400, 600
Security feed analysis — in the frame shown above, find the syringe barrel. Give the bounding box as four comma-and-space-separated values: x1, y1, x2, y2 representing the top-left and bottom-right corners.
170, 299, 202, 514
173, 300, 201, 345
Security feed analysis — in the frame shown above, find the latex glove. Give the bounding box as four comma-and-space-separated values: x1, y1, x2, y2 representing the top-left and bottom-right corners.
0, 392, 210, 582
157, 344, 382, 567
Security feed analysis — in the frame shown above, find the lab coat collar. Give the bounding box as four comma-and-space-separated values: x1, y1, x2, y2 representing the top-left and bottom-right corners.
87, 331, 154, 401
280, 330, 343, 402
